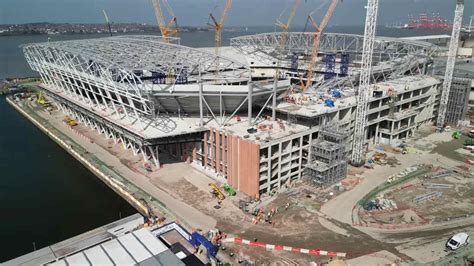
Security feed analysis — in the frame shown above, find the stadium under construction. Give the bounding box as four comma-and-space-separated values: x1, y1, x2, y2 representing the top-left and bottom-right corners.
22, 32, 471, 198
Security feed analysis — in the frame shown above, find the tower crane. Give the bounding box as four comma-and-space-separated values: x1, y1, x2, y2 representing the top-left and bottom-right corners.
272, 0, 300, 120
151, 0, 178, 41
350, 0, 379, 167
102, 10, 113, 37
436, 0, 464, 130
303, 0, 338, 91
209, 0, 232, 74
275, 0, 300, 34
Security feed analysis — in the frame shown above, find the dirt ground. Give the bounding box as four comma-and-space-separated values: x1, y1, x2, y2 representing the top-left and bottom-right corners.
358, 165, 474, 227
350, 127, 474, 263
147, 160, 408, 264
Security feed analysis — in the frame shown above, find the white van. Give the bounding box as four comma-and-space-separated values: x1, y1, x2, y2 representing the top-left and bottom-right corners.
446, 233, 470, 251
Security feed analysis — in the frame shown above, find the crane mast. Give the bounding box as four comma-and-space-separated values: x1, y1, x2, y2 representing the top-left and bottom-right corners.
272, 0, 300, 120
436, 0, 464, 129
303, 0, 338, 91
209, 0, 232, 75
350, 0, 379, 166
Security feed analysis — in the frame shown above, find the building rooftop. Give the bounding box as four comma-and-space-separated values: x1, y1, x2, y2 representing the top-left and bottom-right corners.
4, 214, 205, 266
401, 35, 451, 41
275, 75, 441, 118
207, 117, 310, 145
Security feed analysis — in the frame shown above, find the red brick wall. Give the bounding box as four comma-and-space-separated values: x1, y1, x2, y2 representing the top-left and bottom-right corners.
205, 129, 260, 197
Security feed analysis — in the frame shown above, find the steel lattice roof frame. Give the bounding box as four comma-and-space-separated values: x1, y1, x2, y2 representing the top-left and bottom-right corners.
232, 32, 441, 94
24, 35, 250, 90
23, 35, 252, 121
230, 32, 441, 64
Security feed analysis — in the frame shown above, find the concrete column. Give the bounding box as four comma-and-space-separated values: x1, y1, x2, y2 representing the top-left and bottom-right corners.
248, 81, 253, 126
374, 123, 380, 144
272, 77, 277, 121
198, 68, 204, 126
267, 146, 271, 193
298, 135, 303, 179
390, 122, 395, 145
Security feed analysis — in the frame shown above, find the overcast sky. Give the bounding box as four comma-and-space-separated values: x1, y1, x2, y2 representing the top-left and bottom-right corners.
0, 0, 473, 27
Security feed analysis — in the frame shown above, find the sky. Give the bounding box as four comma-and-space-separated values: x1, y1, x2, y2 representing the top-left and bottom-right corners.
0, 0, 473, 27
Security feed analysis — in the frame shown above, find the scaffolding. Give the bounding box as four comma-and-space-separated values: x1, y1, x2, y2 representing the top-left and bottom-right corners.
445, 77, 470, 125
305, 124, 348, 186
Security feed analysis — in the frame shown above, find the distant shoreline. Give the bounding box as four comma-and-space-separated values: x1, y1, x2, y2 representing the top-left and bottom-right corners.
0, 22, 211, 37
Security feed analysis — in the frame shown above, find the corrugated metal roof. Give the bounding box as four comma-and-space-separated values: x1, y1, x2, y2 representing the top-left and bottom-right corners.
101, 239, 136, 264
47, 227, 180, 265
133, 228, 168, 255
65, 253, 90, 265
83, 246, 112, 265
117, 232, 152, 262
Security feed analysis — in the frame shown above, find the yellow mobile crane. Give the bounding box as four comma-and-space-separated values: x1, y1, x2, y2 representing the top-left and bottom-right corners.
209, 0, 232, 74
151, 0, 178, 41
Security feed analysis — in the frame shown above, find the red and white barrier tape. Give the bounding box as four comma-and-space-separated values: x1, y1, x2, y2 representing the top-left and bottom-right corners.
222, 237, 346, 257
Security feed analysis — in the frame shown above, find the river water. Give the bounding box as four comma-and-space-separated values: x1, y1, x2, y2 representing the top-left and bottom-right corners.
0, 26, 447, 261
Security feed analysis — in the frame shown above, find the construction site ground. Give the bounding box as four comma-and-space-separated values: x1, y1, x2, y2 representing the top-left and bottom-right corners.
22, 96, 474, 265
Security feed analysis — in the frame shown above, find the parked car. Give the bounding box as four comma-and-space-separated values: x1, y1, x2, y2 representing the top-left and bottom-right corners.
446, 232, 470, 251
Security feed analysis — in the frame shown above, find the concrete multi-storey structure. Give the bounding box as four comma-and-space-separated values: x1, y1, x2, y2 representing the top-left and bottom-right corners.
23, 32, 468, 197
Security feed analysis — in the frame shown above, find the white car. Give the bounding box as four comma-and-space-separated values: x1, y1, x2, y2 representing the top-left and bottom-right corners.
446, 232, 470, 251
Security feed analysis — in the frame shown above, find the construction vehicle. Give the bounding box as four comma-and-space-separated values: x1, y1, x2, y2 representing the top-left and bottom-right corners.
63, 115, 78, 127
210, 183, 225, 201
209, 0, 232, 74
37, 91, 45, 105
151, 0, 178, 41
223, 184, 236, 196
303, 0, 339, 91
